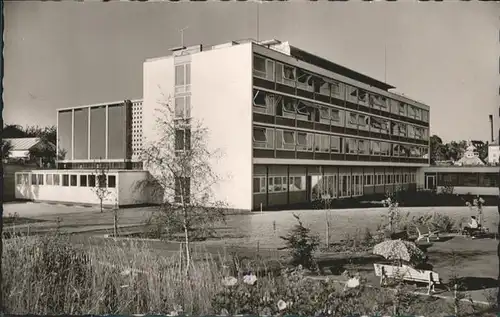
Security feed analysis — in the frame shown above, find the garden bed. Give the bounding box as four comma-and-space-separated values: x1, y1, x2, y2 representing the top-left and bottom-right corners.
4, 216, 46, 226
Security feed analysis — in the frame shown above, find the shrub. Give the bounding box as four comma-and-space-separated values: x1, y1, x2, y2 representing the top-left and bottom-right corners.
3, 234, 92, 314
3, 234, 225, 315
212, 266, 371, 316
429, 212, 457, 233
379, 195, 411, 238
280, 214, 320, 271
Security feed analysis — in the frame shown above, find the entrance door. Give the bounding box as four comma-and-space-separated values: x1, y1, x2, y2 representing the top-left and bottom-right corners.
425, 175, 436, 190
306, 175, 312, 201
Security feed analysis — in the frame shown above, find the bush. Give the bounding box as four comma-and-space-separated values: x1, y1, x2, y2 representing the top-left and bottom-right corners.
212, 266, 371, 316
429, 213, 457, 233
3, 234, 92, 314
3, 234, 225, 315
280, 214, 320, 271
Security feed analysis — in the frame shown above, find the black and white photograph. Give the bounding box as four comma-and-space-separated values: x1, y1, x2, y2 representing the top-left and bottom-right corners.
2, 1, 500, 316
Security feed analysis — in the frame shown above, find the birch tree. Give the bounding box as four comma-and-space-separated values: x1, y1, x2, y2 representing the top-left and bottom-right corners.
138, 96, 227, 274
92, 163, 111, 213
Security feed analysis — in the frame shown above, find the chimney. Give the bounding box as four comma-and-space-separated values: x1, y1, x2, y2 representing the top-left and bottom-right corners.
489, 114, 494, 142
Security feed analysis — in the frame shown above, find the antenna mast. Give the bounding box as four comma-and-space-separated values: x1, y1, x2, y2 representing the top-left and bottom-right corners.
384, 44, 387, 83
256, 1, 260, 41
179, 26, 189, 48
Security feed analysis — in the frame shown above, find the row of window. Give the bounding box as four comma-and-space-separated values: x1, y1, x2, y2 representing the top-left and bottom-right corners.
436, 172, 499, 188
16, 173, 117, 188
175, 63, 192, 94
175, 128, 192, 151
57, 162, 144, 170
253, 55, 429, 122
253, 90, 428, 140
174, 95, 191, 119
253, 172, 417, 196
253, 126, 429, 157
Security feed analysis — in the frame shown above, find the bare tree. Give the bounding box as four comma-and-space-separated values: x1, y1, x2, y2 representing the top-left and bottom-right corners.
137, 96, 227, 274
113, 197, 119, 238
1, 140, 12, 161
92, 162, 111, 213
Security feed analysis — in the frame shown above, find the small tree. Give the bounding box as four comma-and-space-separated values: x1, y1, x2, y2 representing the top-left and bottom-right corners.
441, 181, 455, 195
1, 139, 12, 161
380, 193, 410, 239
137, 96, 227, 274
92, 162, 111, 213
280, 213, 320, 271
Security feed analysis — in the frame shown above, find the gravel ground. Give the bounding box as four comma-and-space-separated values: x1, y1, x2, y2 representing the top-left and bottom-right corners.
223, 206, 499, 249
4, 202, 499, 250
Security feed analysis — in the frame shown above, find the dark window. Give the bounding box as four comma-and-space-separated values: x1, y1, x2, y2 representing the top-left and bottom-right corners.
62, 174, 69, 187
97, 174, 107, 187
108, 175, 116, 188
31, 174, 37, 185
253, 178, 261, 194
438, 172, 484, 187
174, 177, 191, 204
88, 175, 96, 187
478, 173, 498, 187
175, 129, 185, 151
70, 175, 77, 186
80, 175, 87, 187
458, 173, 479, 187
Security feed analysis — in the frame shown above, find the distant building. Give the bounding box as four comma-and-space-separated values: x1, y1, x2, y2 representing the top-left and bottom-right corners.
488, 139, 500, 165
4, 137, 55, 162
454, 143, 485, 166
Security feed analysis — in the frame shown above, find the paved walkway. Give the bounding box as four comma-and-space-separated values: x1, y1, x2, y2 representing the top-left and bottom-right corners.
3, 202, 154, 234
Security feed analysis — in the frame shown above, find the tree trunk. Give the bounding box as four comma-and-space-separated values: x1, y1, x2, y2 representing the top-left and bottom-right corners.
0, 138, 4, 313
497, 193, 500, 308
184, 224, 191, 276
100, 200, 103, 213
113, 209, 118, 238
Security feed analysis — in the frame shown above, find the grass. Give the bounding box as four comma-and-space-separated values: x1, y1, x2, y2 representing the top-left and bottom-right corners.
3, 233, 230, 315
2, 203, 499, 315
2, 231, 497, 316
3, 216, 45, 226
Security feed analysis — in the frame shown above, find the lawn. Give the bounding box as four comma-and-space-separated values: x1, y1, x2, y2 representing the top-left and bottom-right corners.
3, 202, 500, 315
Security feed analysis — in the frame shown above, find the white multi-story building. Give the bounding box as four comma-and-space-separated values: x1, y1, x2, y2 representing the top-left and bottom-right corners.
16, 39, 436, 211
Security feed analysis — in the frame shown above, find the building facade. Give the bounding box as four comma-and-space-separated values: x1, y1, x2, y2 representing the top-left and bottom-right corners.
14, 100, 151, 207
419, 166, 499, 196
57, 99, 144, 170
12, 39, 438, 210
143, 39, 431, 211
488, 142, 500, 165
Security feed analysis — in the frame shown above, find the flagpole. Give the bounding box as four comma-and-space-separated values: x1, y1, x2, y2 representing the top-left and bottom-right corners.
256, 1, 260, 41
384, 44, 387, 83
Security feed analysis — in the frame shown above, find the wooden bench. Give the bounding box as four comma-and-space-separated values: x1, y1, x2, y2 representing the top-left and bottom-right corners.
373, 263, 441, 295
461, 224, 489, 237
416, 225, 440, 243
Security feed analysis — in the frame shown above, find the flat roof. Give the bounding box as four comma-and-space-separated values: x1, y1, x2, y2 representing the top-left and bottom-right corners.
56, 99, 142, 112
289, 46, 395, 91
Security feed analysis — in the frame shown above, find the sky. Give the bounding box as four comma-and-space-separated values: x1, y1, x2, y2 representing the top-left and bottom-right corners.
3, 1, 499, 143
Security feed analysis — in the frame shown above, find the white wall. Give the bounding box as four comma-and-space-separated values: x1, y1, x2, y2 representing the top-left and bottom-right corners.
191, 43, 253, 211
15, 171, 118, 205
142, 56, 175, 146
488, 145, 500, 164
117, 170, 151, 205
10, 150, 30, 159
